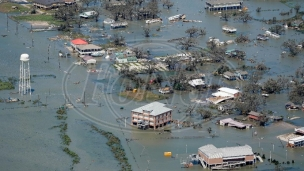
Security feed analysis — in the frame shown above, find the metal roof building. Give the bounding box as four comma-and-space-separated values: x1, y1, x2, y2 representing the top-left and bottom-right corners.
198, 144, 255, 169
131, 102, 173, 130
131, 102, 172, 116
205, 0, 243, 11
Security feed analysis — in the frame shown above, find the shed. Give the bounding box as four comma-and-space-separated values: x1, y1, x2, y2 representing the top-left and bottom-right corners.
223, 71, 236, 80
248, 111, 262, 121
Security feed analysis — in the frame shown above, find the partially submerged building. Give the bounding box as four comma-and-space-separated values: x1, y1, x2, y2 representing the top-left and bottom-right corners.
131, 102, 172, 130
75, 44, 103, 55
198, 144, 255, 169
223, 71, 236, 80
33, 0, 75, 10
287, 127, 304, 148
207, 87, 240, 104
219, 118, 252, 129
188, 79, 205, 87
205, 0, 243, 11
159, 87, 173, 94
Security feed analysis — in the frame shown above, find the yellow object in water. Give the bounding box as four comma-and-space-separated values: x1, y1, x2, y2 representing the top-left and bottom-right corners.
164, 152, 172, 157
133, 89, 137, 93
242, 6, 248, 11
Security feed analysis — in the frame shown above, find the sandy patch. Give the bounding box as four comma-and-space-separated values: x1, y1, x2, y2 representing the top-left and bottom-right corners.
28, 21, 49, 28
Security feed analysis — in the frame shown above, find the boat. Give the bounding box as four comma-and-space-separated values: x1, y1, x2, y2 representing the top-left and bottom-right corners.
146, 18, 162, 24
261, 93, 269, 97
6, 97, 19, 103
168, 14, 186, 21
222, 25, 237, 33
91, 50, 105, 57
265, 31, 280, 38
103, 18, 115, 24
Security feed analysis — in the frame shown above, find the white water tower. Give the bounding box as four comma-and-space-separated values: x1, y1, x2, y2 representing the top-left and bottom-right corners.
19, 54, 31, 95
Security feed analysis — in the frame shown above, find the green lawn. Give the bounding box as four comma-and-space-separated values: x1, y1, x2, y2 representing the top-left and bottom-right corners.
0, 2, 30, 13
0, 81, 14, 90
12, 14, 63, 25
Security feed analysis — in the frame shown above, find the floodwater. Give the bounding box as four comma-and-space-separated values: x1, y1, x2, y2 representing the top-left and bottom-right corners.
1, 0, 304, 170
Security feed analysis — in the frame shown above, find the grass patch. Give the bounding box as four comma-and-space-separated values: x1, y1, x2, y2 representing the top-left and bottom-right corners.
119, 89, 166, 101
63, 147, 80, 164
91, 125, 132, 171
0, 2, 30, 13
12, 14, 63, 25
61, 133, 72, 146
0, 80, 14, 90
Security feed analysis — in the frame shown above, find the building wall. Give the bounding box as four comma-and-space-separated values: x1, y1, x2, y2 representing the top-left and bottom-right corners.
131, 110, 172, 130
245, 155, 254, 161
198, 151, 223, 165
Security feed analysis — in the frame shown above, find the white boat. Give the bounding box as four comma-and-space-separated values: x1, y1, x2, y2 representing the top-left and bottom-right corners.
261, 93, 269, 97
168, 14, 186, 21
265, 31, 280, 38
146, 18, 162, 24
103, 18, 115, 24
91, 50, 106, 57
222, 25, 237, 33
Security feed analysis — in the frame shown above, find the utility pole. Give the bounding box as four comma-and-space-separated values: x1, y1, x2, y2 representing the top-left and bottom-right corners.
186, 144, 187, 154
7, 13, 8, 31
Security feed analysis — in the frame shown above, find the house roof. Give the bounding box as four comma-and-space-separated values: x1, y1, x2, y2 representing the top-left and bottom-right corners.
76, 44, 101, 50
71, 38, 88, 45
189, 79, 205, 87
289, 136, 304, 144
218, 87, 240, 95
220, 118, 248, 128
249, 115, 259, 120
295, 127, 304, 134
199, 144, 222, 158
235, 70, 248, 75
248, 111, 261, 117
199, 144, 253, 159
223, 71, 235, 77
33, 0, 65, 5
131, 102, 172, 116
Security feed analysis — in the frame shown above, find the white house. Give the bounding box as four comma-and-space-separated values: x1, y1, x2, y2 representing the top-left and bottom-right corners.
189, 79, 205, 87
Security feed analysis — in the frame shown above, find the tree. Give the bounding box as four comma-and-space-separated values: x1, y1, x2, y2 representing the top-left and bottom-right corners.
216, 65, 229, 75
282, 39, 300, 56
269, 25, 285, 35
147, 0, 160, 19
112, 34, 125, 46
81, 0, 93, 7
294, 4, 301, 13
185, 27, 199, 37
143, 27, 150, 37
255, 63, 268, 71
289, 83, 304, 104
221, 13, 230, 21
177, 37, 198, 50
296, 65, 304, 78
93, 8, 100, 22
197, 108, 212, 119
162, 0, 173, 9
207, 127, 212, 134
256, 7, 261, 12
76, 17, 84, 28
132, 47, 147, 59
263, 78, 283, 94
235, 34, 250, 43
235, 72, 265, 114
